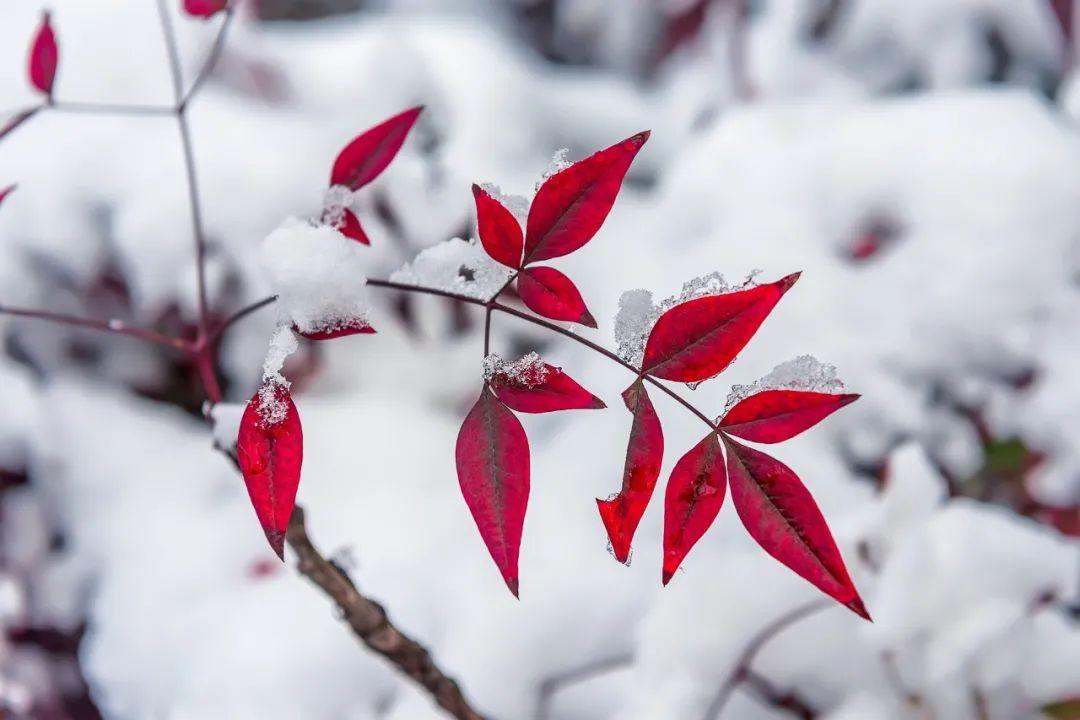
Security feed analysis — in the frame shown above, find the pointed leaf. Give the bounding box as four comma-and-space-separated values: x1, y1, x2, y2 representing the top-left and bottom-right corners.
723, 435, 869, 620
293, 320, 375, 340
330, 106, 423, 191
597, 381, 664, 564
183, 0, 228, 16
642, 273, 800, 383
28, 12, 58, 96
720, 390, 860, 443
0, 185, 15, 209
662, 432, 726, 584
0, 108, 38, 144
524, 131, 649, 263
517, 266, 596, 327
237, 383, 303, 559
338, 208, 370, 245
490, 361, 604, 413
456, 386, 530, 596
472, 184, 523, 268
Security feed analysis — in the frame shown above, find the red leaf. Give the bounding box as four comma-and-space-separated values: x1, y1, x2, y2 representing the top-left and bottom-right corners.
0, 108, 39, 144
490, 362, 604, 414
338, 208, 370, 245
0, 184, 15, 209
28, 12, 58, 97
722, 435, 869, 620
456, 386, 530, 597
183, 0, 228, 17
641, 273, 800, 383
472, 184, 523, 268
330, 106, 423, 191
516, 266, 596, 327
720, 390, 860, 443
662, 432, 726, 585
293, 320, 375, 340
237, 384, 304, 560
524, 131, 649, 263
597, 381, 664, 564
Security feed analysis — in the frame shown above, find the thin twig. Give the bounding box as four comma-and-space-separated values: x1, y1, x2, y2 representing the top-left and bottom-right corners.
211, 295, 278, 342
155, 0, 186, 105
180, 9, 235, 109
286, 505, 490, 720
534, 652, 633, 720
49, 101, 174, 117
0, 304, 188, 350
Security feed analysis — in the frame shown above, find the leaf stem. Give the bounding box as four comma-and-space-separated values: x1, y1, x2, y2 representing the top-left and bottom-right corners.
0, 304, 188, 350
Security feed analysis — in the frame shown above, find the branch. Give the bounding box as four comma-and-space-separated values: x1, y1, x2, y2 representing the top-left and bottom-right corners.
534, 652, 633, 720
0, 304, 189, 350
181, 9, 236, 109
286, 505, 490, 720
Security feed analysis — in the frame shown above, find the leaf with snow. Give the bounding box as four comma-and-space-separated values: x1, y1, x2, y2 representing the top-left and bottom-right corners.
516, 266, 596, 327
28, 11, 58, 97
722, 435, 869, 620
641, 273, 800, 383
472, 184, 523, 268
662, 432, 726, 585
330, 106, 423, 191
237, 383, 303, 559
456, 386, 530, 597
183, 0, 228, 17
390, 238, 512, 301
485, 352, 604, 414
524, 131, 649, 263
597, 380, 663, 565
338, 208, 370, 245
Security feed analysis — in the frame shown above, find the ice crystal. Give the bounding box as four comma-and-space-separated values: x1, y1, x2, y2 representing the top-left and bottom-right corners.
390, 238, 513, 301
320, 184, 356, 228
478, 182, 529, 224
722, 355, 846, 416
483, 352, 550, 388
257, 325, 298, 426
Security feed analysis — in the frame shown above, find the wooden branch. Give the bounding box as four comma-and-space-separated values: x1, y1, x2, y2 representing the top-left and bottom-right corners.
285, 505, 489, 720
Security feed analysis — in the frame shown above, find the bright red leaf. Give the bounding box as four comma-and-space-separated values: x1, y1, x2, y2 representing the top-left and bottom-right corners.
183, 0, 228, 17
489, 361, 603, 414
330, 106, 423, 191
338, 208, 370, 245
641, 273, 800, 383
28, 12, 58, 97
237, 383, 304, 560
456, 386, 530, 597
720, 390, 860, 444
293, 320, 375, 340
0, 185, 15, 209
472, 184, 523, 268
722, 435, 869, 620
517, 266, 596, 327
662, 432, 726, 585
524, 131, 649, 263
597, 381, 663, 564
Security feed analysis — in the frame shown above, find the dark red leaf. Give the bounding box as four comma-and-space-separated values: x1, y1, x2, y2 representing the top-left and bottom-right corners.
662, 432, 726, 585
472, 184, 523, 268
722, 435, 869, 620
338, 208, 370, 245
0, 184, 15, 209
490, 361, 604, 413
456, 386, 530, 597
720, 390, 860, 443
0, 108, 39, 144
597, 381, 664, 564
524, 131, 649, 263
237, 383, 303, 560
183, 0, 228, 17
293, 320, 375, 340
28, 12, 58, 96
641, 273, 800, 383
516, 266, 596, 327
330, 106, 423, 191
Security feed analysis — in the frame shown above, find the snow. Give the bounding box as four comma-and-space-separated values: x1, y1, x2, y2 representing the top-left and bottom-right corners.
722, 355, 846, 415
483, 352, 550, 388
256, 325, 298, 426
389, 237, 513, 301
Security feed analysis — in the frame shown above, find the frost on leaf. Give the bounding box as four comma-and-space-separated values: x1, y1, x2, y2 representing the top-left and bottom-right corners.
536, 148, 571, 190
390, 238, 513, 301
260, 217, 372, 337
455, 386, 530, 596
485, 353, 604, 414
597, 380, 663, 564
719, 356, 859, 443
722, 435, 870, 620
662, 432, 726, 585
478, 183, 529, 224
28, 11, 58, 97
258, 325, 298, 425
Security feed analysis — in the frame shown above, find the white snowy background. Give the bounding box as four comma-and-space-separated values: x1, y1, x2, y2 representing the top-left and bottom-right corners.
1, 0, 1079, 718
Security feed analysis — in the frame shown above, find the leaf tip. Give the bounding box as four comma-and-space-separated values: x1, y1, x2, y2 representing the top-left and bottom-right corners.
846, 595, 872, 622
596, 497, 631, 563
777, 271, 802, 294
631, 130, 651, 147
266, 529, 286, 561
580, 308, 598, 329
661, 568, 675, 586
505, 576, 520, 599
840, 393, 861, 407
588, 395, 607, 410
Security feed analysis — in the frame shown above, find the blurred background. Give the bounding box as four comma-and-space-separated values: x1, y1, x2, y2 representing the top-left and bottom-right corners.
1, 0, 1079, 718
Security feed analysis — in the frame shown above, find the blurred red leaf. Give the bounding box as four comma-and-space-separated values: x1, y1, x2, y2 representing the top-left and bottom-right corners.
524, 131, 649, 263
517, 266, 596, 327
490, 361, 604, 413
237, 384, 303, 560
330, 106, 423, 191
456, 386, 530, 597
720, 390, 860, 443
642, 273, 800, 383
183, 0, 228, 17
472, 184, 523, 268
338, 208, 370, 245
662, 432, 726, 585
0, 184, 15, 209
723, 435, 869, 620
597, 381, 664, 564
28, 12, 58, 96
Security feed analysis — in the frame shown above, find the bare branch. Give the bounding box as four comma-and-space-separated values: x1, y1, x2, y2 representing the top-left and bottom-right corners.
534, 652, 633, 720
0, 304, 189, 350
